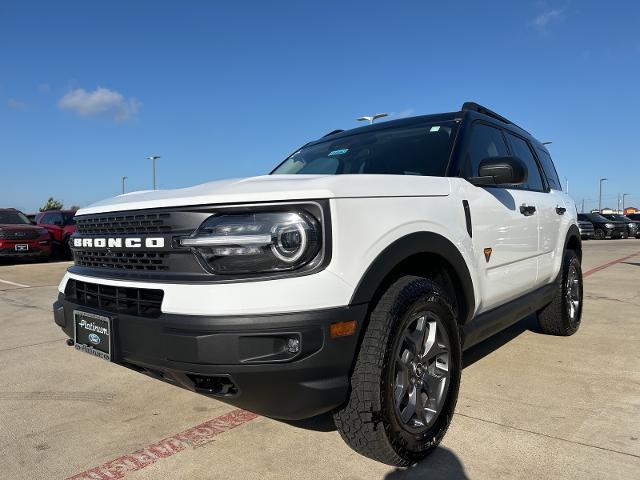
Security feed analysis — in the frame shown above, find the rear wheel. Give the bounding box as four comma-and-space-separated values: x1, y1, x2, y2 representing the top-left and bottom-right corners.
334, 276, 461, 466
537, 249, 583, 336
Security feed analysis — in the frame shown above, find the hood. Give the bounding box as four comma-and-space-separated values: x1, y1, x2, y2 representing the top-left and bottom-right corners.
77, 175, 452, 215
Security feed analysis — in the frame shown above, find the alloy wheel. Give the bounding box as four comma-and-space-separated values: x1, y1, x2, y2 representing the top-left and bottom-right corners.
566, 264, 581, 323
392, 311, 451, 432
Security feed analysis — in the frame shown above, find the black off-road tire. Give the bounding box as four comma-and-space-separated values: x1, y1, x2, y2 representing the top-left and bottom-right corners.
537, 249, 583, 336
333, 276, 461, 467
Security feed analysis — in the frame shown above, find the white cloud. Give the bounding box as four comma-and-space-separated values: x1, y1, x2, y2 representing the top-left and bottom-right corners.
7, 98, 26, 109
530, 7, 565, 33
58, 87, 141, 121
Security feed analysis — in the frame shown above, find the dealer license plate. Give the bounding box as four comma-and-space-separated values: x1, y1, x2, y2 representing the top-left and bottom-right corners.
74, 311, 112, 361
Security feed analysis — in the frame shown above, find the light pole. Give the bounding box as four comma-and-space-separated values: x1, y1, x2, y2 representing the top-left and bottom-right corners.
357, 113, 388, 124
598, 178, 607, 213
148, 156, 161, 190
622, 193, 630, 213
121, 176, 128, 195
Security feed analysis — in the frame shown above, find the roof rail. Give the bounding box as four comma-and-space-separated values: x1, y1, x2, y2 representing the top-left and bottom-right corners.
323, 129, 344, 137
461, 102, 512, 125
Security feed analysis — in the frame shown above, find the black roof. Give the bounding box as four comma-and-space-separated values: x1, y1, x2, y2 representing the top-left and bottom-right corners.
313, 102, 540, 147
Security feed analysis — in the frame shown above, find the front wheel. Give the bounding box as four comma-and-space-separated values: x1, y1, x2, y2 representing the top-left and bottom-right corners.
537, 249, 583, 336
334, 276, 461, 466
594, 229, 605, 240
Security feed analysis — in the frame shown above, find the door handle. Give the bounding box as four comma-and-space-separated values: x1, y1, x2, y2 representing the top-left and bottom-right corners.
556, 206, 566, 215
519, 205, 536, 216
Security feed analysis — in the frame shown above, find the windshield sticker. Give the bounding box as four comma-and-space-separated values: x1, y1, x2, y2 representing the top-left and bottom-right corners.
328, 148, 349, 156
430, 126, 441, 132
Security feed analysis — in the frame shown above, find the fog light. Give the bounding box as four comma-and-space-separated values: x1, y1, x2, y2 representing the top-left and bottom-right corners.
286, 338, 300, 354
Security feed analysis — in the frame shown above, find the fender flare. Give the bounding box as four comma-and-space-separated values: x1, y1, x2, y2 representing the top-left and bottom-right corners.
349, 231, 476, 324
564, 224, 582, 259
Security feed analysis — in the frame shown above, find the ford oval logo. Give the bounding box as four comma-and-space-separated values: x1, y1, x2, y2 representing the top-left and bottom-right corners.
88, 333, 101, 345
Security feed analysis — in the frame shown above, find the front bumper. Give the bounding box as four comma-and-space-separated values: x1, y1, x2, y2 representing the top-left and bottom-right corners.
53, 294, 367, 420
0, 244, 51, 257
0, 238, 51, 258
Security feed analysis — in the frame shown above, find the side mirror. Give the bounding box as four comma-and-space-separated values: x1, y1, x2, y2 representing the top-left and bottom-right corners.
468, 156, 527, 186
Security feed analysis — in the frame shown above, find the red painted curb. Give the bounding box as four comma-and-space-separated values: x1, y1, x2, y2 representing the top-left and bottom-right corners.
583, 250, 640, 278
67, 409, 259, 480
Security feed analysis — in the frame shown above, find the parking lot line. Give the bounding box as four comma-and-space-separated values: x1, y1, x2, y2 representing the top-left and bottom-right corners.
67, 408, 258, 480
583, 250, 640, 278
0, 277, 31, 288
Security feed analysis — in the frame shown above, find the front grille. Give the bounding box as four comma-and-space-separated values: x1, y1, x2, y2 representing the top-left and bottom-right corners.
65, 279, 163, 317
74, 250, 170, 271
76, 213, 173, 235
0, 230, 39, 240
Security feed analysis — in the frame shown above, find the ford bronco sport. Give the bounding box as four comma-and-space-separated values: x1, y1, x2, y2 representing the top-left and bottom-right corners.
53, 102, 582, 466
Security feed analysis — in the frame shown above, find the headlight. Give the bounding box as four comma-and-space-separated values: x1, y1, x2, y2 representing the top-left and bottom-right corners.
38, 228, 50, 236
180, 210, 322, 275
604, 223, 615, 229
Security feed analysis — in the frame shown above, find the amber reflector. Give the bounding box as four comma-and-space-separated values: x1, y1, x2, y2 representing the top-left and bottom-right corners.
330, 320, 357, 338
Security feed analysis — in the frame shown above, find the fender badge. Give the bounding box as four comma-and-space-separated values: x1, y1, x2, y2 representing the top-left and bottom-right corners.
484, 248, 492, 262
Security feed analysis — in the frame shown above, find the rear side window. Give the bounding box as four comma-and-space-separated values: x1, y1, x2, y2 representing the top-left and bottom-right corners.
535, 147, 562, 191
462, 123, 509, 178
505, 133, 544, 191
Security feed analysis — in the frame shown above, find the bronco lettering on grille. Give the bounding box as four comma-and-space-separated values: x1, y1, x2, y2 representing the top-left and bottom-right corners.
72, 237, 165, 248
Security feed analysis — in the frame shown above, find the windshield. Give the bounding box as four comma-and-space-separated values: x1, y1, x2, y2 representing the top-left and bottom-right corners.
582, 214, 611, 223
605, 214, 628, 221
64, 213, 76, 225
0, 211, 31, 225
271, 122, 458, 176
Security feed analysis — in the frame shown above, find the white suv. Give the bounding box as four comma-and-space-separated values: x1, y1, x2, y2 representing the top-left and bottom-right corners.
53, 102, 583, 466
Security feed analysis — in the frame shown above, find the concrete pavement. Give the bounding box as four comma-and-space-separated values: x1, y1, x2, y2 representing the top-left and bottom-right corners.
0, 241, 638, 479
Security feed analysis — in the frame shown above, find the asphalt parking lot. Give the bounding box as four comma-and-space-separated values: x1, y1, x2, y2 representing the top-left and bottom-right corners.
1, 240, 639, 479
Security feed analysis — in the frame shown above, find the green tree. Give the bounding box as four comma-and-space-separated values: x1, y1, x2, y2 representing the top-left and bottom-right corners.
69, 205, 81, 211
40, 197, 64, 212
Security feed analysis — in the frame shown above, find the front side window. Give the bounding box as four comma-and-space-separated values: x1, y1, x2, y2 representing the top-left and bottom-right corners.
271, 122, 458, 177
0, 211, 31, 225
580, 213, 611, 223
462, 123, 509, 178
535, 147, 562, 191
505, 133, 544, 191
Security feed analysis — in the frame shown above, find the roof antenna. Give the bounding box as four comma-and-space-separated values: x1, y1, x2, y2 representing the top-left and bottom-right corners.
357, 113, 388, 124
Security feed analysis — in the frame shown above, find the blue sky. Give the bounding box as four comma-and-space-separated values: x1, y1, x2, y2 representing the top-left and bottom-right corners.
1, 1, 639, 212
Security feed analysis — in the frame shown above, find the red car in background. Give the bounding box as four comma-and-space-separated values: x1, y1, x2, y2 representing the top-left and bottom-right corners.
0, 208, 52, 260
36, 210, 77, 258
